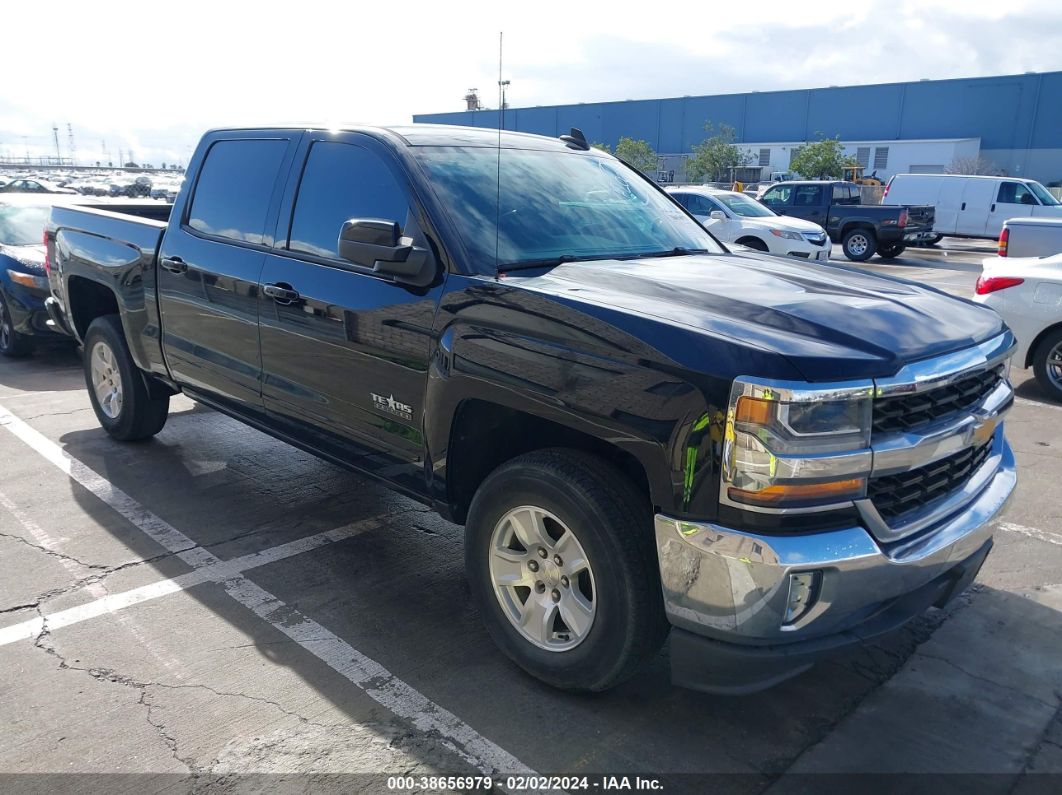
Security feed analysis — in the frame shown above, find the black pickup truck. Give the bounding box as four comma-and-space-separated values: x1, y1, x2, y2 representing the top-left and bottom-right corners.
45, 125, 1015, 694
760, 180, 935, 261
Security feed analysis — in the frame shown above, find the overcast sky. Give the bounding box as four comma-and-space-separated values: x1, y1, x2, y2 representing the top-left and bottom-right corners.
2, 0, 1060, 167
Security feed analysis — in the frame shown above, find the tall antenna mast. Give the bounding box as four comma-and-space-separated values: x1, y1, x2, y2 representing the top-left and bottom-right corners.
494, 31, 504, 277
52, 124, 61, 163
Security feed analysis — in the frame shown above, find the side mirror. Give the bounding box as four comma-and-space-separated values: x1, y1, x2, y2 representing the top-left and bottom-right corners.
709, 210, 726, 221
337, 218, 436, 286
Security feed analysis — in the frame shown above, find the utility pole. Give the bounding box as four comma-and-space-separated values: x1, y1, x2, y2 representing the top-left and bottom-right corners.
52, 124, 61, 163
67, 123, 77, 166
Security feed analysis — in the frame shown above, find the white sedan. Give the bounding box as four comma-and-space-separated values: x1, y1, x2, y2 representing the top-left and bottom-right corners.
974, 252, 1062, 401
667, 186, 831, 261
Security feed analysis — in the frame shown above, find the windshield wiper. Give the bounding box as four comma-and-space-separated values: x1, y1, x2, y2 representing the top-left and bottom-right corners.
497, 254, 607, 273
622, 247, 710, 259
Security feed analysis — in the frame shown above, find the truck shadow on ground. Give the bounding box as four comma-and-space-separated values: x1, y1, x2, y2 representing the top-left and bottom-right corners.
51, 407, 1062, 791
0, 344, 84, 394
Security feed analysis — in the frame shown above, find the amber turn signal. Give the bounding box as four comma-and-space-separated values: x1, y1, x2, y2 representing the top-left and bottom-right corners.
728, 477, 866, 507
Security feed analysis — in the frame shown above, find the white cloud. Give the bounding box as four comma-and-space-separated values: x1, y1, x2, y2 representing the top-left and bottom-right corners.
1, 0, 1059, 165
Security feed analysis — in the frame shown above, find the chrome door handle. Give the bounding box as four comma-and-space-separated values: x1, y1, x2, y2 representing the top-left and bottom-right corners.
160, 256, 187, 274
262, 283, 300, 303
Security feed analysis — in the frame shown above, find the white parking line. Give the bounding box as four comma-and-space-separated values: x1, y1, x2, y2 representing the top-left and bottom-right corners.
0, 518, 383, 646
0, 403, 537, 777
1000, 521, 1062, 547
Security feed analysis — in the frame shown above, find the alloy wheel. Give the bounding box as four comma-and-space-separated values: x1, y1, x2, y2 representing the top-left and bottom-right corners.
488, 505, 597, 652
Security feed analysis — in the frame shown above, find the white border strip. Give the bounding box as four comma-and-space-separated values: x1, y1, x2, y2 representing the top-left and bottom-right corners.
0, 403, 536, 777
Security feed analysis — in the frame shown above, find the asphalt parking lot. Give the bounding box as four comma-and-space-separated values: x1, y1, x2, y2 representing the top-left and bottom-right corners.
1, 239, 1061, 793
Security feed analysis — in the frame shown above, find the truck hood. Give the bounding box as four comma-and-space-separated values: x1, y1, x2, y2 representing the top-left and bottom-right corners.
518, 253, 1005, 381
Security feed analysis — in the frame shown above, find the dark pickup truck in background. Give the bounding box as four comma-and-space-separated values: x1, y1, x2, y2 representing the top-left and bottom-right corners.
760, 179, 935, 261
46, 124, 1014, 694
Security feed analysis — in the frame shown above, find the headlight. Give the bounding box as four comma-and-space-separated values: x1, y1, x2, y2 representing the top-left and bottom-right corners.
770, 229, 804, 240
6, 269, 49, 291
722, 378, 873, 510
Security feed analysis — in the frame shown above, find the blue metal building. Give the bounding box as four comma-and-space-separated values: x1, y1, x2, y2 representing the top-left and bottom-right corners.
414, 71, 1062, 183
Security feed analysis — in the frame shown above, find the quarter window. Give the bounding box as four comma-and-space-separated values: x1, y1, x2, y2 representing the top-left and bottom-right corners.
289, 142, 411, 260
187, 139, 289, 245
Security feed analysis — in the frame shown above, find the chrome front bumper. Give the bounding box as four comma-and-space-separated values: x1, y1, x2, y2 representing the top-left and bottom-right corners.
655, 436, 1016, 645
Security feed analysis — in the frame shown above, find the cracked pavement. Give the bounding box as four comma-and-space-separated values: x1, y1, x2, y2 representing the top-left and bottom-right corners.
2, 248, 1062, 791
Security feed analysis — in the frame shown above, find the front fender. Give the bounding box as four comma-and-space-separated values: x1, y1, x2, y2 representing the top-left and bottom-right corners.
425, 277, 732, 520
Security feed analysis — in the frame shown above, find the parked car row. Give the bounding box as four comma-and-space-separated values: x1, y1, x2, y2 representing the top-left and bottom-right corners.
0, 171, 184, 201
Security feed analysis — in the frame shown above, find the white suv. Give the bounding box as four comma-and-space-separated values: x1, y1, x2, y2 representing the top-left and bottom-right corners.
667, 186, 831, 261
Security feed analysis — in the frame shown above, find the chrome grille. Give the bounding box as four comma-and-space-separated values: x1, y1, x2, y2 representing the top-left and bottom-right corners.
868, 442, 992, 522
872, 366, 1003, 437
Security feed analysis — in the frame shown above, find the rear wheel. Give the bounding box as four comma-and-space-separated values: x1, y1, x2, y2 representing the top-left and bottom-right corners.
0, 293, 34, 358
923, 234, 944, 246
84, 315, 169, 440
842, 228, 877, 261
877, 243, 906, 259
1032, 328, 1062, 403
465, 449, 668, 691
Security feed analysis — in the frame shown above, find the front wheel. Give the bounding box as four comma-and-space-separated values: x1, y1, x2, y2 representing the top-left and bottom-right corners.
0, 293, 34, 358
84, 315, 169, 440
465, 449, 669, 691
877, 243, 906, 259
842, 229, 877, 261
1033, 328, 1062, 403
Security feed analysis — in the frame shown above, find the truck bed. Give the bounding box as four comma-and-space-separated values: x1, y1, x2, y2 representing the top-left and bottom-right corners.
46, 204, 171, 374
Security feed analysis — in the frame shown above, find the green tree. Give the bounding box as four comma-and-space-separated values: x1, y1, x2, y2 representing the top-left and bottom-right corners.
613, 137, 659, 175
685, 123, 750, 183
789, 136, 856, 179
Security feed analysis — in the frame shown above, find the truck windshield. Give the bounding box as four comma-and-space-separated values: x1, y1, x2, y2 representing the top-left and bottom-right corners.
415, 147, 723, 271
1028, 181, 1060, 206
714, 192, 776, 218
0, 205, 49, 247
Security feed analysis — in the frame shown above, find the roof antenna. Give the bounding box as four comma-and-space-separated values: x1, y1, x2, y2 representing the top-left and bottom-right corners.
494, 31, 504, 278
560, 127, 590, 151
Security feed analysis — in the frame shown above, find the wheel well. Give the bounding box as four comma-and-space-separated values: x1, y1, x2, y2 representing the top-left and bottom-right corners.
841, 222, 875, 240
735, 235, 766, 248
1026, 321, 1062, 368
445, 399, 652, 524
67, 276, 119, 340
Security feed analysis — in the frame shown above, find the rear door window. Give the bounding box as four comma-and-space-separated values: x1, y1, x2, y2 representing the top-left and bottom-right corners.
794, 185, 824, 207
187, 139, 289, 245
287, 141, 412, 260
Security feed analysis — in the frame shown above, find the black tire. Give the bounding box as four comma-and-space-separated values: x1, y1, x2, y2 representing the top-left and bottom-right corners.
737, 237, 769, 252
0, 293, 34, 358
842, 228, 877, 261
83, 315, 169, 441
1032, 328, 1062, 403
924, 234, 944, 246
465, 449, 668, 692
877, 243, 906, 260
